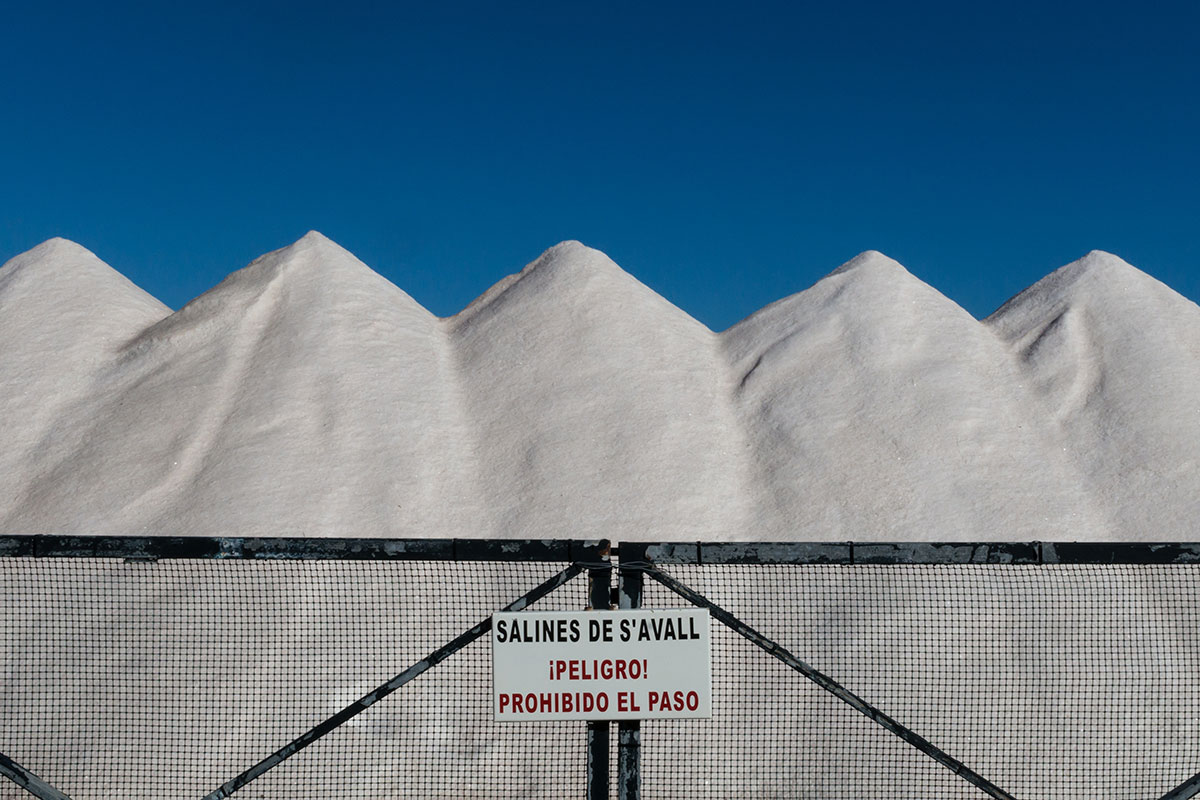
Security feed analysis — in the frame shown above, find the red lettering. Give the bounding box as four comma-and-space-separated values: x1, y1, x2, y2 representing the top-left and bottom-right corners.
597, 692, 609, 712
569, 661, 579, 680
524, 693, 536, 713
499, 694, 511, 712
628, 659, 641, 680
647, 689, 699, 711
601, 659, 613, 680
512, 694, 524, 712
615, 660, 627, 680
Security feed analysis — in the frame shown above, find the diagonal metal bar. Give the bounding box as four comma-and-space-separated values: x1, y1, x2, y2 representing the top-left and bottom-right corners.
1160, 770, 1200, 800
640, 563, 1018, 800
0, 751, 71, 800
202, 562, 584, 799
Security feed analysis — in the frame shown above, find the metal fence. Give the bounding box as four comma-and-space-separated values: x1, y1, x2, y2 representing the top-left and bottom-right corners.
3, 537, 1200, 800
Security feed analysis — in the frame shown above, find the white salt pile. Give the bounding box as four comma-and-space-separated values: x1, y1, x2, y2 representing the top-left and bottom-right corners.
3, 234, 1200, 800
1, 232, 1197, 541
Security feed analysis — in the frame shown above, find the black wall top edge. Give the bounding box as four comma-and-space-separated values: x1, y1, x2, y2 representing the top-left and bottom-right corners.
645, 542, 1200, 565
2, 536, 1200, 565
0, 535, 609, 563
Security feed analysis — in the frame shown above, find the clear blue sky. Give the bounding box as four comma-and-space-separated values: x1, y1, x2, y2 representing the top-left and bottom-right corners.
2, 0, 1197, 330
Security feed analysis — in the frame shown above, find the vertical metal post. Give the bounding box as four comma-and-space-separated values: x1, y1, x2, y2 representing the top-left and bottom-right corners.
617, 543, 644, 800
587, 543, 613, 800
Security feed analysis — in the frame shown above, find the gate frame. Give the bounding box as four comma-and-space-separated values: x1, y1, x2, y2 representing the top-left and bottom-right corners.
0, 535, 609, 800
612, 539, 1200, 800
5, 536, 1200, 800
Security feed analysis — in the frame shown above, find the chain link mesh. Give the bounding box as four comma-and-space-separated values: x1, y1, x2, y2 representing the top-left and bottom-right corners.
640, 563, 1200, 800
3, 549, 1200, 799
1, 558, 589, 800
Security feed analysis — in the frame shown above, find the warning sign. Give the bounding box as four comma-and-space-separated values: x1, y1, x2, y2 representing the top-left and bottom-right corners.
491, 608, 711, 721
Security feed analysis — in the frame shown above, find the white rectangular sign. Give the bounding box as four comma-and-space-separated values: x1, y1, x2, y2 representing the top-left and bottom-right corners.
492, 608, 711, 721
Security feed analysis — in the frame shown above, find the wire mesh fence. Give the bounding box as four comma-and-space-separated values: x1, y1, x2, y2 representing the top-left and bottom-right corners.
636, 560, 1200, 799
3, 537, 1200, 800
0, 539, 599, 800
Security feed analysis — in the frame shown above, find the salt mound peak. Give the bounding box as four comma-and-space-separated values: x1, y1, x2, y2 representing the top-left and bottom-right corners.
0, 239, 170, 524
251, 230, 371, 277
988, 250, 1187, 327
1, 232, 462, 538
5, 236, 103, 270
0, 238, 170, 356
451, 239, 705, 334
718, 247, 1103, 540
454, 240, 600, 314
1053, 249, 1148, 288
508, 239, 608, 281
130, 231, 431, 350
243, 229, 431, 316
982, 251, 1200, 536
195, 229, 407, 299
525, 238, 594, 272
724, 249, 971, 357
741, 249, 960, 319
0, 237, 168, 317
827, 248, 911, 278
819, 249, 965, 310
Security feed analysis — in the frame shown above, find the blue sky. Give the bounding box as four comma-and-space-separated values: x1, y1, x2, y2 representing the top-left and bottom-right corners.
2, 0, 1197, 330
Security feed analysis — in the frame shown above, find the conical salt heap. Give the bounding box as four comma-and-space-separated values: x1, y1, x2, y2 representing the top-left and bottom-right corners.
1, 235, 1196, 541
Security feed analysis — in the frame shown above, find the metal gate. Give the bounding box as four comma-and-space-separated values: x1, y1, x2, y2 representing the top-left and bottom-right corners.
4, 537, 1200, 799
